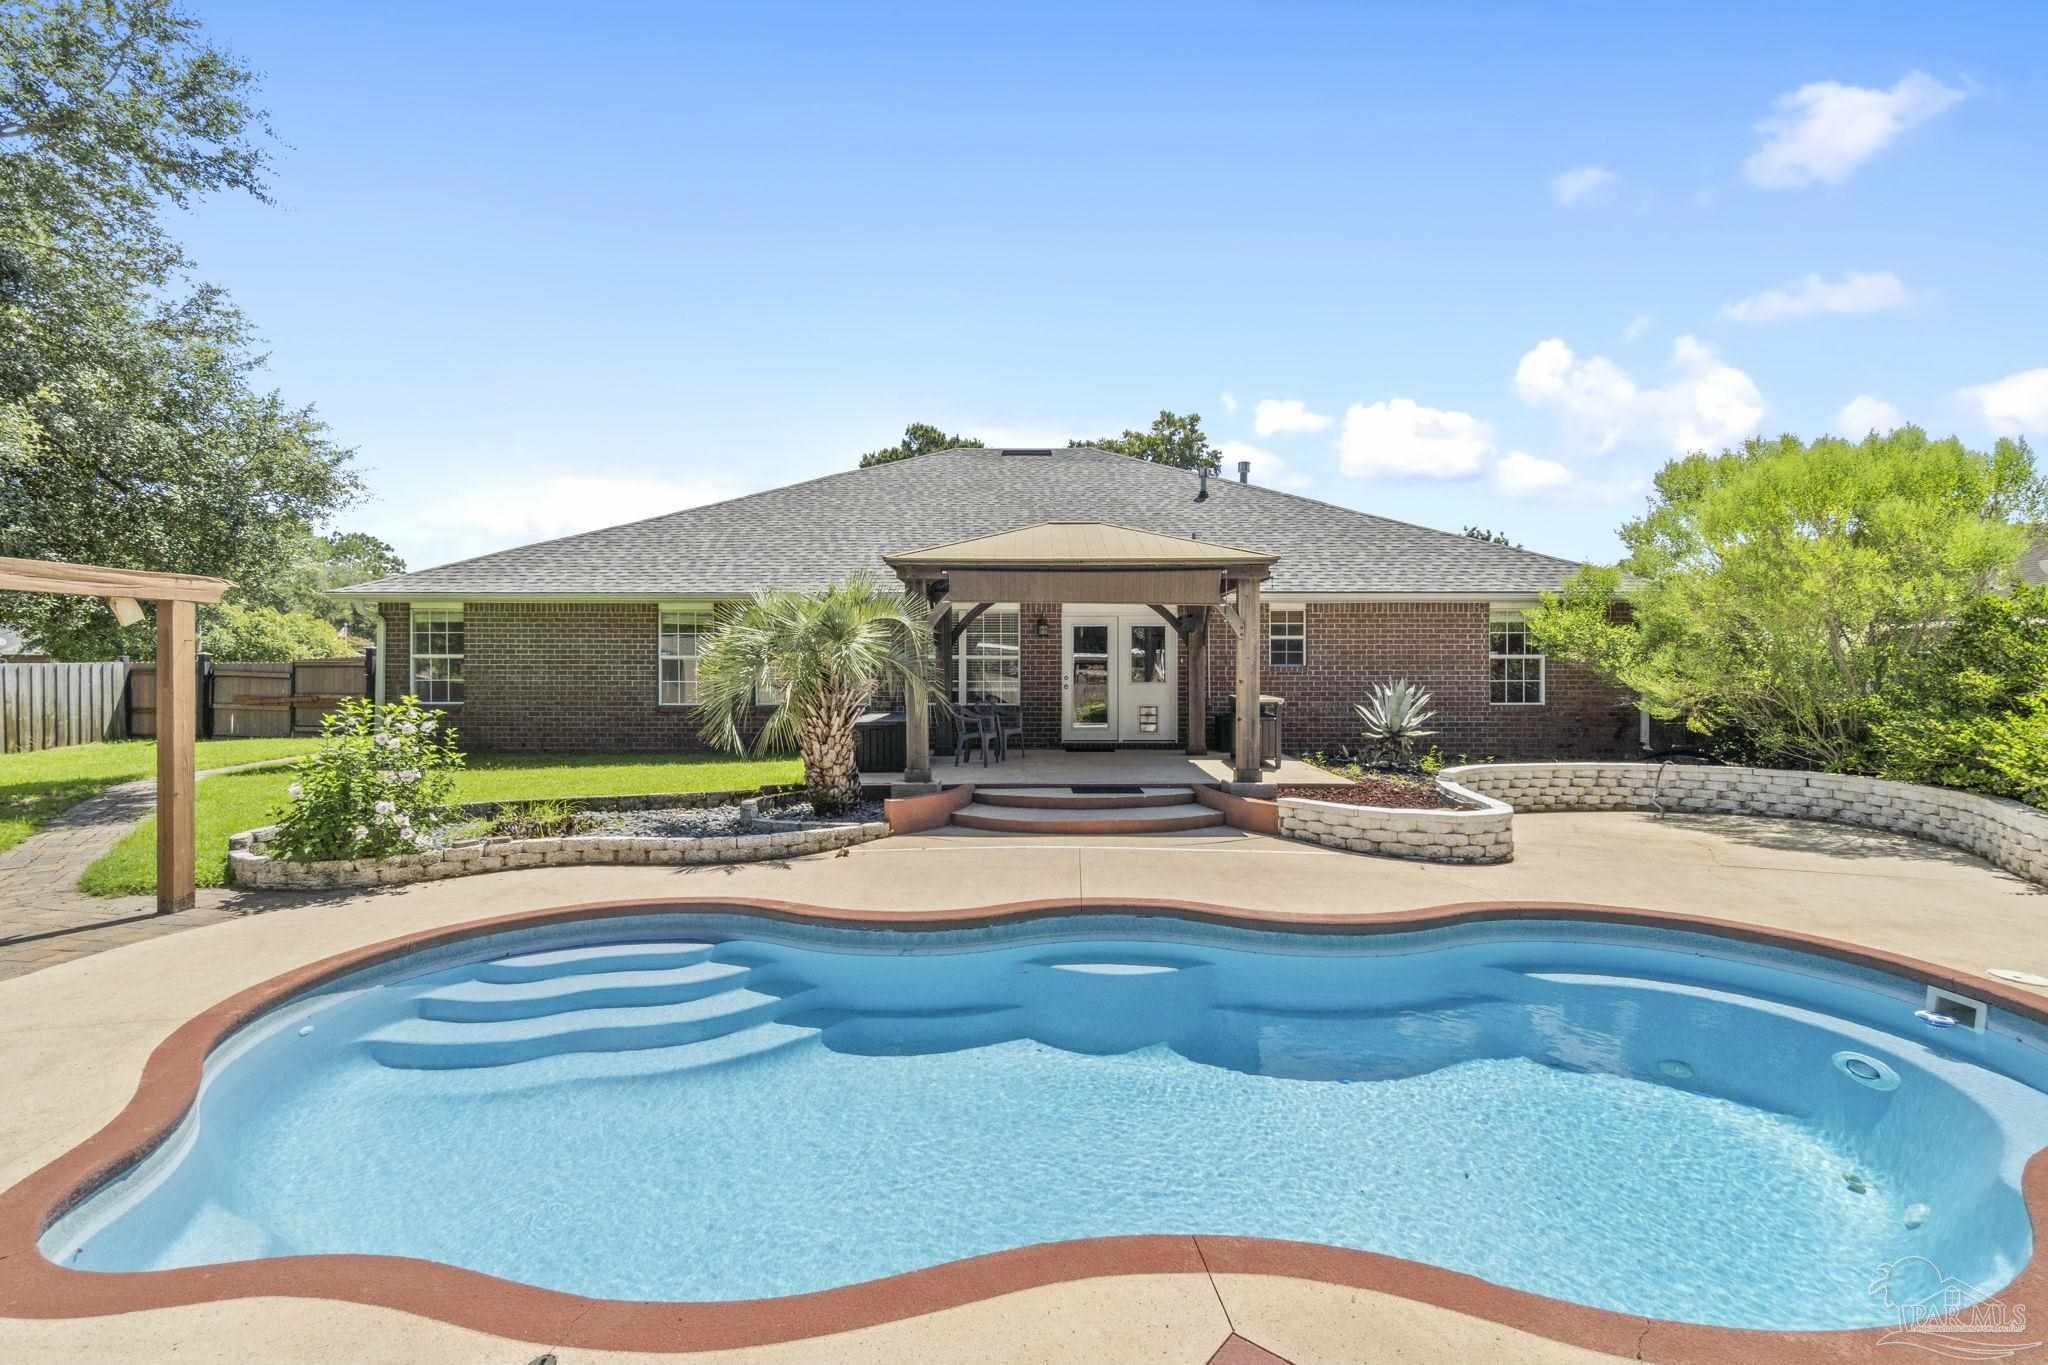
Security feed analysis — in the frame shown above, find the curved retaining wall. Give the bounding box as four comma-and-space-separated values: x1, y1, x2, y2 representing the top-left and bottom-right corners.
1443, 761, 2048, 886
228, 807, 888, 890
1275, 779, 1514, 864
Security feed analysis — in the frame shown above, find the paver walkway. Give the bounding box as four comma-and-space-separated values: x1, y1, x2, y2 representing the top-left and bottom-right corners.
0, 763, 301, 981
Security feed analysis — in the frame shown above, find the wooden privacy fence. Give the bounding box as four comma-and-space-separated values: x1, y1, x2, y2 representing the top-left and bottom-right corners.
129, 653, 376, 741
0, 660, 131, 752
0, 653, 376, 751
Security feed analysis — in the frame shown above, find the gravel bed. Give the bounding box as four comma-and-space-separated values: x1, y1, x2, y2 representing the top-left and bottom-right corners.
594, 800, 885, 838
1274, 780, 1462, 811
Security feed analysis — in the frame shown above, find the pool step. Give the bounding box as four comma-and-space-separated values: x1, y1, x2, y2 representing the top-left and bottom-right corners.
951, 799, 1224, 835
473, 941, 719, 984
366, 986, 784, 1069
417, 961, 753, 1023
458, 1021, 822, 1090
974, 786, 1197, 810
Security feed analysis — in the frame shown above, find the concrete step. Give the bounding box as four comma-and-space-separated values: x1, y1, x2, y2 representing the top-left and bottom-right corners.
950, 801, 1225, 835
417, 960, 753, 1023
365, 987, 783, 1069
974, 786, 1196, 810
473, 941, 719, 984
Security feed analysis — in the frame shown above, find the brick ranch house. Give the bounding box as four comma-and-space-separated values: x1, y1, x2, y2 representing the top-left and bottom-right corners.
334, 446, 1640, 777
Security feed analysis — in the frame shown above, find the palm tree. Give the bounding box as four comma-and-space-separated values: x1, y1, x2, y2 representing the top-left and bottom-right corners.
695, 577, 943, 814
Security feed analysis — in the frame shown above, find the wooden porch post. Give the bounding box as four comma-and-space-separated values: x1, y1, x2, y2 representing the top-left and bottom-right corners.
1185, 606, 1209, 756
155, 598, 198, 912
1232, 575, 1263, 783
902, 576, 934, 785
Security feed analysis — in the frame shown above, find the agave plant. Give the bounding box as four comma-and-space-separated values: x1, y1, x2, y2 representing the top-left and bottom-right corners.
1353, 680, 1438, 767
694, 577, 943, 814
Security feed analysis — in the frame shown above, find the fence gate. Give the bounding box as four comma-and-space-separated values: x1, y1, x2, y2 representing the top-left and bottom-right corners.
127, 652, 375, 742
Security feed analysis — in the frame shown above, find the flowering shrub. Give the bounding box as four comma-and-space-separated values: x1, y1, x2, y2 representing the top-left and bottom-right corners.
268, 696, 465, 862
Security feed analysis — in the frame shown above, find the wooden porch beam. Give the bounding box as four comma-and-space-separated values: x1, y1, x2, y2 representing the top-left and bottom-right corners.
953, 601, 993, 635
1230, 575, 1263, 782
1145, 603, 1198, 638
0, 556, 229, 604
1185, 606, 1209, 756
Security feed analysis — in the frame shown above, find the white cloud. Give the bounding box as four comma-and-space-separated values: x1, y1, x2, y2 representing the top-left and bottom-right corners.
1218, 439, 1310, 491
1515, 335, 1765, 455
1835, 394, 1905, 435
1744, 72, 1964, 188
1253, 398, 1332, 436
1493, 451, 1574, 497
1551, 165, 1615, 205
1219, 391, 1239, 416
1721, 271, 1911, 323
1623, 314, 1652, 342
1960, 368, 2048, 436
1337, 399, 1493, 480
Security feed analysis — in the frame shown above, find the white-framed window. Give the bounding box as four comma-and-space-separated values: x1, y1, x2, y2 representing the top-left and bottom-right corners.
659, 608, 711, 706
410, 606, 464, 706
956, 607, 1020, 705
1489, 612, 1545, 705
1268, 606, 1306, 667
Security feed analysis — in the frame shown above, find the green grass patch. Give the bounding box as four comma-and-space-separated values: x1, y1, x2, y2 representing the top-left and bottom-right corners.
78, 751, 805, 897
0, 738, 325, 857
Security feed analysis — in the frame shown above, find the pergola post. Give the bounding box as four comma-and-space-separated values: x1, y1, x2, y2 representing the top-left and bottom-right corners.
1231, 574, 1263, 783
155, 599, 198, 912
1185, 606, 1209, 756
0, 557, 230, 916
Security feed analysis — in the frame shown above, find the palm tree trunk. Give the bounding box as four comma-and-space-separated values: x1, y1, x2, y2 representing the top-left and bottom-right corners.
801, 711, 862, 814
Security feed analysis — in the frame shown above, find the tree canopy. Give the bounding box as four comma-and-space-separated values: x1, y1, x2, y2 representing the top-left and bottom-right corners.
858, 423, 984, 468
0, 0, 363, 658
1072, 410, 1220, 472
1527, 428, 2043, 769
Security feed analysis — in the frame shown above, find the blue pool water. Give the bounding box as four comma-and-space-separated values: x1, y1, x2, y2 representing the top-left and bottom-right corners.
44, 912, 2048, 1328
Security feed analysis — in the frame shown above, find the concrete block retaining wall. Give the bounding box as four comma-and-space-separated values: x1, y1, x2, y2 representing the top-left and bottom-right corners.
1275, 778, 1514, 864
227, 789, 888, 890
1442, 762, 2048, 886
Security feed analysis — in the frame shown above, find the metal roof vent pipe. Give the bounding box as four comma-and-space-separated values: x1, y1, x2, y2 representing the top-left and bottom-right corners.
1237, 459, 1251, 485
1197, 469, 1209, 501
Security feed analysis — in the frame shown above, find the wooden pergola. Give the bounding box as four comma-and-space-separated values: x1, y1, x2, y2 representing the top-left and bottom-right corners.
0, 557, 232, 913
884, 521, 1277, 784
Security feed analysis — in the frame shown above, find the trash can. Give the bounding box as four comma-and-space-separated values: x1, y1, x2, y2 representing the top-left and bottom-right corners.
853, 710, 906, 773
1258, 694, 1284, 768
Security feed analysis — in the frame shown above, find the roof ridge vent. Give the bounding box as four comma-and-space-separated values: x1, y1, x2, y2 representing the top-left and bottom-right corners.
1001, 448, 1053, 457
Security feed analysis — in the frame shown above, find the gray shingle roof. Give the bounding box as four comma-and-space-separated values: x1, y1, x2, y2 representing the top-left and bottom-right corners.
336, 447, 1586, 598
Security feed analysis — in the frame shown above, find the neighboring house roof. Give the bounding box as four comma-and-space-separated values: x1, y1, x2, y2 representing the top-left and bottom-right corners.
885, 520, 1277, 569
336, 446, 1586, 599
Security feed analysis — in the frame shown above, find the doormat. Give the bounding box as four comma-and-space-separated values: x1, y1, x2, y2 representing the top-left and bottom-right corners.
1069, 784, 1146, 794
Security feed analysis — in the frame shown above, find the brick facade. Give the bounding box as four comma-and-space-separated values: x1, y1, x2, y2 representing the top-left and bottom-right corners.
379, 598, 1638, 761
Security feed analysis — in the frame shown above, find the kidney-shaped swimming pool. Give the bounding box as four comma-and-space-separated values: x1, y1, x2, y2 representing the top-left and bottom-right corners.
37, 907, 2048, 1332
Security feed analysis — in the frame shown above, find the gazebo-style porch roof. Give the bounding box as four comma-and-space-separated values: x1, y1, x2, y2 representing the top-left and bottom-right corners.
883, 520, 1278, 786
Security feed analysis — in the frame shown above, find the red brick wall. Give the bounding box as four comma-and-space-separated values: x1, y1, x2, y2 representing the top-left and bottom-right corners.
376, 599, 1636, 760
377, 601, 765, 753
1199, 601, 1637, 760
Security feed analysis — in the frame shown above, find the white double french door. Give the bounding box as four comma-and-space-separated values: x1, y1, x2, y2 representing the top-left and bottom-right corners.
1060, 606, 1178, 744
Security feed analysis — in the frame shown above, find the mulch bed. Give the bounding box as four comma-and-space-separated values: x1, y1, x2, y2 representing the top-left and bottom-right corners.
1273, 779, 1462, 811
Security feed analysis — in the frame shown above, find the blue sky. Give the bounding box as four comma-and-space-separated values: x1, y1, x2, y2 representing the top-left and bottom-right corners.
177, 0, 2048, 570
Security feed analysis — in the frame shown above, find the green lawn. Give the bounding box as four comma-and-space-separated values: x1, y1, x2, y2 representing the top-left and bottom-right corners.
77, 751, 804, 897
0, 738, 327, 857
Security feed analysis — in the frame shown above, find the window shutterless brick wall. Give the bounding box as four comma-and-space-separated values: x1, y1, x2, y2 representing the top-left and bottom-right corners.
379, 599, 1636, 759
1201, 601, 1638, 760
378, 602, 766, 752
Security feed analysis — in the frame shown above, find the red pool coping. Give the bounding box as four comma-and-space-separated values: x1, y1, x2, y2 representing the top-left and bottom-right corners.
1, 896, 2045, 1361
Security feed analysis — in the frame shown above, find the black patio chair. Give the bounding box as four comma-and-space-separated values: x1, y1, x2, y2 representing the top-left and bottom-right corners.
992, 704, 1024, 761
954, 706, 999, 767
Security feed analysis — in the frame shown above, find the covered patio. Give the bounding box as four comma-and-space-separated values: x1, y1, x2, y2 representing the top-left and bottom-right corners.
860, 746, 1331, 788
884, 520, 1279, 787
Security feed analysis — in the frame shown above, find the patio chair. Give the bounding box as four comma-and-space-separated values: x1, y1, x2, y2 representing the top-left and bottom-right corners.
955, 706, 999, 767
992, 704, 1025, 761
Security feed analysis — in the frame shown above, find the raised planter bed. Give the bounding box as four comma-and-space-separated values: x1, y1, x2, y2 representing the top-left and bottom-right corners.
227, 786, 891, 890
1275, 774, 1512, 864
